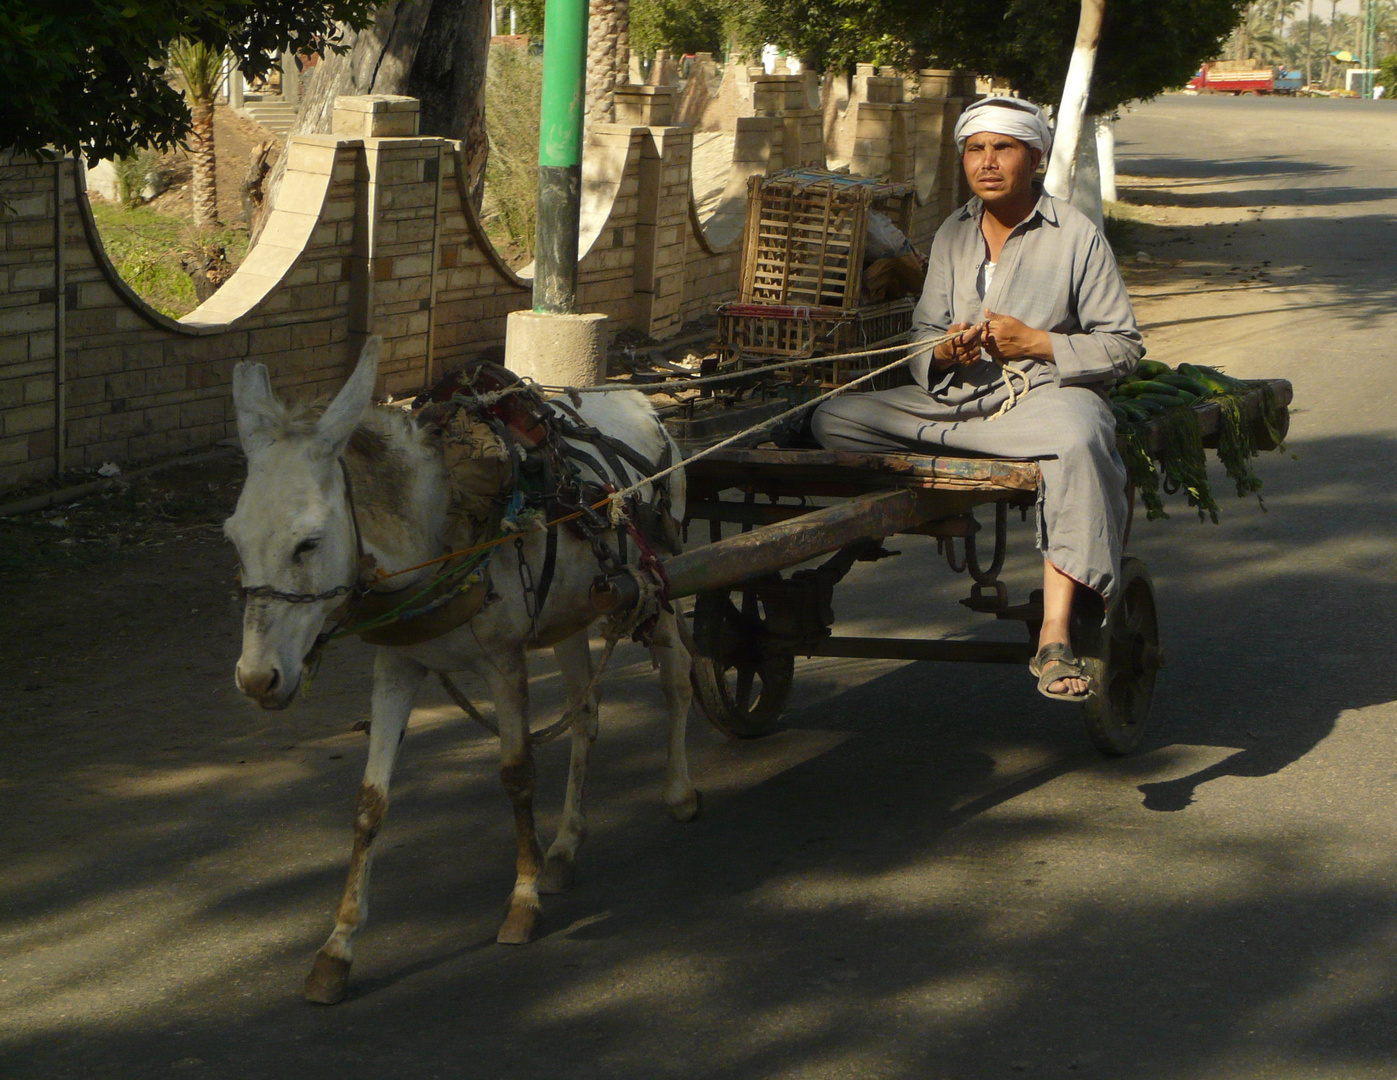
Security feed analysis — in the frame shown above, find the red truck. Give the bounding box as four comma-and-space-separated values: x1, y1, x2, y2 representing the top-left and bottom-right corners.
1188, 61, 1303, 95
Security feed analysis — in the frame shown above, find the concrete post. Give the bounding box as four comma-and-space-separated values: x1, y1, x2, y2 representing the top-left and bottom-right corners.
229, 58, 244, 109
281, 51, 300, 106
504, 310, 607, 386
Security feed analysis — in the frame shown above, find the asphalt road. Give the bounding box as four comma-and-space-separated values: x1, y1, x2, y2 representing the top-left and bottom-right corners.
5, 94, 1397, 1079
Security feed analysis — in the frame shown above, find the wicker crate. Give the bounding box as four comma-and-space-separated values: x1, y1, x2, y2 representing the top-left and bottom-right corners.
717, 297, 915, 387
738, 168, 916, 308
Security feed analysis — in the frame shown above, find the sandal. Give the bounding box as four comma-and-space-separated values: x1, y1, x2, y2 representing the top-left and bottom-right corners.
1029, 641, 1092, 702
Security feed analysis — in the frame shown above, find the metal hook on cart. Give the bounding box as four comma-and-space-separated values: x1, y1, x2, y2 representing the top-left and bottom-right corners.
964, 501, 1009, 586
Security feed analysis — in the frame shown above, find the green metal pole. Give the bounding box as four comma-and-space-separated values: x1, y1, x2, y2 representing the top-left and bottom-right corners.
534, 0, 588, 314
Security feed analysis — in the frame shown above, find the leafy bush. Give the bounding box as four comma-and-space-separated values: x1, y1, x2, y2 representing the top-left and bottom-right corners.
114, 149, 161, 208
1379, 53, 1397, 97
632, 0, 728, 58
481, 44, 543, 265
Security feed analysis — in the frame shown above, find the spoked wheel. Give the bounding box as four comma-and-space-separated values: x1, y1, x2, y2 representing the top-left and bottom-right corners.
1078, 556, 1164, 755
681, 588, 793, 739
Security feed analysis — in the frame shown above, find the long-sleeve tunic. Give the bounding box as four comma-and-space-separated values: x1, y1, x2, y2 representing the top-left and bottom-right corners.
812, 186, 1144, 598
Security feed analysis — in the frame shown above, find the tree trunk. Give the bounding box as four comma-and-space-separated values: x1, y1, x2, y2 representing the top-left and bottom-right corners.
256, 0, 491, 238
1306, 0, 1315, 84
1096, 115, 1117, 203
1324, 0, 1339, 86
1069, 116, 1104, 231
189, 98, 219, 227
1045, 0, 1105, 201
585, 0, 629, 125
408, 0, 493, 207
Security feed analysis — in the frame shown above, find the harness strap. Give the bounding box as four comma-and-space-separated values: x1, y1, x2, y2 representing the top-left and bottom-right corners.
534, 507, 559, 617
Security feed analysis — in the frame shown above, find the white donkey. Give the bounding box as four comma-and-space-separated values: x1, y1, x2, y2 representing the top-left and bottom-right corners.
224, 338, 698, 1004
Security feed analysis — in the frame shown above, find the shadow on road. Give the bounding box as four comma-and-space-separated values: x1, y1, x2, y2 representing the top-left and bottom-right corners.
3, 430, 1396, 1078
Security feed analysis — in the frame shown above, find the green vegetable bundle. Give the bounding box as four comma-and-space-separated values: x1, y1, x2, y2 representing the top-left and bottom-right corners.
1108, 358, 1286, 523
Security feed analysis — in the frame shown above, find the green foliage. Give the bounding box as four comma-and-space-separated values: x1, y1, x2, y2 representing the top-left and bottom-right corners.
167, 38, 226, 106
910, 0, 1251, 112
114, 150, 161, 208
481, 45, 544, 263
89, 202, 248, 318
0, 1, 377, 164
632, 0, 728, 58
510, 0, 547, 37
726, 0, 915, 70
738, 0, 1247, 112
1380, 53, 1397, 95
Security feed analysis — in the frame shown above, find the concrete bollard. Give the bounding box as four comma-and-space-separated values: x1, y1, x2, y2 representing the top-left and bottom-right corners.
504, 310, 608, 387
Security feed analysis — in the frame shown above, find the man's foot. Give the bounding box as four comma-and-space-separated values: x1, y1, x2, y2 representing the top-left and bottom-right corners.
1030, 640, 1091, 701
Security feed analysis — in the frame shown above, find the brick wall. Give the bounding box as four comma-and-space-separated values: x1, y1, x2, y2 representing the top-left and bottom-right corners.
0, 73, 972, 492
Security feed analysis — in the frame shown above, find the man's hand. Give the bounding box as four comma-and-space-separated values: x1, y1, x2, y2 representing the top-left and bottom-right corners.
982, 309, 1054, 363
932, 321, 986, 370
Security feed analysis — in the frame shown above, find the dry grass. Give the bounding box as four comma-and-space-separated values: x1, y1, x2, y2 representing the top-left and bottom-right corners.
481, 44, 543, 268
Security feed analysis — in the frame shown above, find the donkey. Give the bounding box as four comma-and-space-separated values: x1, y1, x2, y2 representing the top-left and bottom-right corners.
224, 338, 698, 1004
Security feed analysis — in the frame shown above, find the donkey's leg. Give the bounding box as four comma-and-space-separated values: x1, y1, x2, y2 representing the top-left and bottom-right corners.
484, 649, 545, 944
652, 608, 700, 822
539, 631, 600, 894
305, 649, 424, 1004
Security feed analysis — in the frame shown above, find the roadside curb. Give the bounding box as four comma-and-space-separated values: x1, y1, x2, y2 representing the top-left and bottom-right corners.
0, 445, 241, 520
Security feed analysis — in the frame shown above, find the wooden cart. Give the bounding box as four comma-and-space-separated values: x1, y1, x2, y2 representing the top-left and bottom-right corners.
600, 380, 1293, 755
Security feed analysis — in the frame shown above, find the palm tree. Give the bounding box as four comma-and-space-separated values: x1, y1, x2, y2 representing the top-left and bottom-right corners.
167, 38, 225, 227
586, 0, 630, 124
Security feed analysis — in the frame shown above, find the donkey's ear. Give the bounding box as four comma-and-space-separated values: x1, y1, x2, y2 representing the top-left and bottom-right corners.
315, 336, 380, 457
232, 361, 280, 458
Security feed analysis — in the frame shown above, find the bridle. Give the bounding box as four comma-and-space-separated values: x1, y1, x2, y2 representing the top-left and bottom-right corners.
238, 459, 370, 606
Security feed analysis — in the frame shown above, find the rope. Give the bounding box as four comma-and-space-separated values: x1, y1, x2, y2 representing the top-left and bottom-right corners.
600, 337, 942, 507
987, 361, 1032, 421
536, 337, 915, 396
369, 327, 1032, 584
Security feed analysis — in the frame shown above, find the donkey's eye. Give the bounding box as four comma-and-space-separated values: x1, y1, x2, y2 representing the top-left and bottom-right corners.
292, 537, 320, 561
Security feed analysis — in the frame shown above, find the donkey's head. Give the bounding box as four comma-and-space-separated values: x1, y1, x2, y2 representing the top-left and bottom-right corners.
224, 339, 379, 708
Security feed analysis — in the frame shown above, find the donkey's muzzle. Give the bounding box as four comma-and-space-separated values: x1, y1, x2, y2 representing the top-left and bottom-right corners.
236, 661, 294, 710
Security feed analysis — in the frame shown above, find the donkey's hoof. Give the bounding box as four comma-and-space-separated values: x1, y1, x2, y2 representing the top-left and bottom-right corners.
497, 901, 540, 944
667, 788, 702, 823
304, 951, 352, 1004
538, 854, 576, 895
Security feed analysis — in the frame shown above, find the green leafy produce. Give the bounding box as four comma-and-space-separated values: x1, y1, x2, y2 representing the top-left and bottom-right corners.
1108, 360, 1286, 524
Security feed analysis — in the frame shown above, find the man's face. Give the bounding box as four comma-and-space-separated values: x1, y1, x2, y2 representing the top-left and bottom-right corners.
962, 131, 1041, 206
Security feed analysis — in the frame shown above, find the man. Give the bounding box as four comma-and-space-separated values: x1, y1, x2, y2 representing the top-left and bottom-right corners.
812, 96, 1143, 700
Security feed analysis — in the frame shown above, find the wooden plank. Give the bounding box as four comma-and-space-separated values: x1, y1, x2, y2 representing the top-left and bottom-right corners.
686, 447, 1042, 493
664, 488, 946, 598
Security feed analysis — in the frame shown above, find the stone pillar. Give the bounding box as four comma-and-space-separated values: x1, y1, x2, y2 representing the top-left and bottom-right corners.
631, 126, 691, 338
614, 85, 676, 125
332, 96, 444, 396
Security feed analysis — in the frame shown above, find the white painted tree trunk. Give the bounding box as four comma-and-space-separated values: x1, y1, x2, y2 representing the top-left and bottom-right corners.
1096, 115, 1117, 202
1044, 0, 1106, 199
1070, 120, 1104, 230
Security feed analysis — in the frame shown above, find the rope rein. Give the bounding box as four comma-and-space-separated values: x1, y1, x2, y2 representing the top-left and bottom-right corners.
363, 327, 1039, 583
535, 337, 917, 396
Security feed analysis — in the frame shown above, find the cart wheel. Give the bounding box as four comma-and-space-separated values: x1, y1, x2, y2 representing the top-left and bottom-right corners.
681, 590, 793, 739
1078, 557, 1163, 755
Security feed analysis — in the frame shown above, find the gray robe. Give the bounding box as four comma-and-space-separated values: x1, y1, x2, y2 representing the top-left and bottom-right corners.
812, 187, 1144, 597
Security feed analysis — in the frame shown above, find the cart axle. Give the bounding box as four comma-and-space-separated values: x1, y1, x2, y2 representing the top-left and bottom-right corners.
777, 636, 1036, 665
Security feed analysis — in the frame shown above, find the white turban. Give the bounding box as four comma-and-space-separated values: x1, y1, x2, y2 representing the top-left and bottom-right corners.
954, 96, 1053, 157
